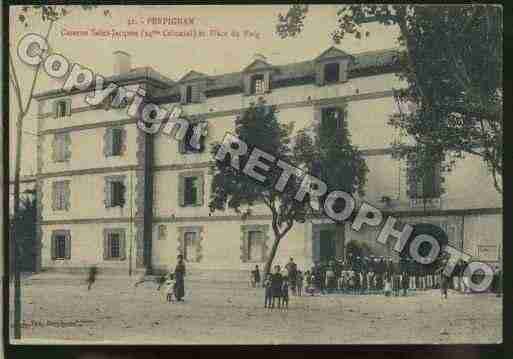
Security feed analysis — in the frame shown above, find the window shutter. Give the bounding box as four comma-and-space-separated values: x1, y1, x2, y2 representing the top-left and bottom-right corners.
51, 235, 57, 260
63, 133, 71, 162
120, 127, 127, 156
120, 182, 126, 207
339, 60, 348, 82
243, 75, 251, 95
197, 174, 204, 206
178, 175, 185, 206
104, 179, 112, 208
192, 85, 201, 103
64, 181, 71, 210
52, 101, 59, 119
264, 72, 271, 93
119, 231, 126, 260
315, 63, 324, 86
180, 85, 187, 104
103, 230, 109, 260
104, 128, 113, 157
66, 99, 72, 116
65, 232, 71, 259
406, 154, 418, 199
240, 228, 248, 263
52, 182, 59, 211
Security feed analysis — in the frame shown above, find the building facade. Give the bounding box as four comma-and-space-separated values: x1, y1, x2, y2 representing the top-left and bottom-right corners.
27, 46, 502, 274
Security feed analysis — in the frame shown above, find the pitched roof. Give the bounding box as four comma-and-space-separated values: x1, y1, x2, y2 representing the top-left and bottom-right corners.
315, 46, 352, 61
243, 59, 273, 73
179, 70, 209, 83
35, 47, 400, 101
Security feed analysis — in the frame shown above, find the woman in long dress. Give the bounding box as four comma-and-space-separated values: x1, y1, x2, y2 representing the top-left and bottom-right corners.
174, 254, 186, 301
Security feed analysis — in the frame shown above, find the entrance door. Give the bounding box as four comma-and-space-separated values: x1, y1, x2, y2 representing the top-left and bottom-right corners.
319, 229, 336, 263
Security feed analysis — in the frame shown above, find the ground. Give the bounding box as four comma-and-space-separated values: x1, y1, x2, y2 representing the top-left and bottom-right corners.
9, 272, 502, 345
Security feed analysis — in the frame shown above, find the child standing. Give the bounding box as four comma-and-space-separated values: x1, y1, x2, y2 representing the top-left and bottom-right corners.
165, 273, 176, 303
264, 273, 272, 308
296, 270, 303, 297
281, 276, 289, 310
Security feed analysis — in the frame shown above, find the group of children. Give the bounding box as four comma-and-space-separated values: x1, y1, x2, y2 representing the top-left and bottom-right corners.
262, 265, 293, 309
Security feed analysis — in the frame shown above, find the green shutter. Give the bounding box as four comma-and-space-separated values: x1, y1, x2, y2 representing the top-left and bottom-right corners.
197, 174, 204, 206
104, 128, 113, 157
104, 179, 112, 208
120, 127, 127, 156
178, 175, 185, 206
64, 180, 71, 211
65, 232, 71, 259
52, 101, 58, 118
180, 85, 187, 104
52, 182, 58, 211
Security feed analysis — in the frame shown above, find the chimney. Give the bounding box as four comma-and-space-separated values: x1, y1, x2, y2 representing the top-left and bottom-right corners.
113, 50, 131, 75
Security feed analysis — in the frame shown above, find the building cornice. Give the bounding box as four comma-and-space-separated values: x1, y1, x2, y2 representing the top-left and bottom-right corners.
38, 89, 395, 135
38, 207, 503, 226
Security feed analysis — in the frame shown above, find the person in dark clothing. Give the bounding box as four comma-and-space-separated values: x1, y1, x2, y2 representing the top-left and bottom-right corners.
174, 254, 186, 302
281, 276, 289, 310
285, 258, 298, 295
270, 265, 283, 308
264, 273, 272, 308
251, 265, 261, 287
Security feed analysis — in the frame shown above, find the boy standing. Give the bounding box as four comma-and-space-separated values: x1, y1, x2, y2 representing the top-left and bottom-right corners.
281, 276, 290, 310
264, 273, 272, 308
296, 270, 303, 297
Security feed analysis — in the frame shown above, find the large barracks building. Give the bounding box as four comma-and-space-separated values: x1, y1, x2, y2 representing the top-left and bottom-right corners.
16, 46, 502, 274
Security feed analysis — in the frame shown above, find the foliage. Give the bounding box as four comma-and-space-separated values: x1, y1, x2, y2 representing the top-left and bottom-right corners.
345, 241, 371, 258
276, 5, 503, 193
10, 195, 37, 273
294, 104, 368, 206
17, 5, 109, 26
209, 100, 311, 274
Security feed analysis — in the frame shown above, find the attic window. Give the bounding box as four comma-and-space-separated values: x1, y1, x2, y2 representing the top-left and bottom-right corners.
250, 74, 266, 95
324, 63, 340, 84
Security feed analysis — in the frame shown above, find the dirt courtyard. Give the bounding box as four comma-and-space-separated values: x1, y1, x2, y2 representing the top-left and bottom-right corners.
9, 273, 502, 345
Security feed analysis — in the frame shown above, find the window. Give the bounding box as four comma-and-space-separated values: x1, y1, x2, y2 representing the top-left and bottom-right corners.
184, 177, 198, 206
241, 225, 268, 263
180, 123, 206, 154
185, 85, 193, 104
109, 233, 121, 258
158, 224, 167, 240
111, 181, 125, 207
321, 107, 343, 131
179, 172, 204, 207
105, 176, 126, 208
407, 155, 442, 199
104, 127, 125, 157
55, 100, 70, 118
55, 235, 66, 259
51, 230, 71, 260
324, 62, 340, 84
103, 229, 126, 260
248, 231, 263, 261
250, 74, 266, 94
177, 226, 203, 262
111, 128, 123, 156
53, 133, 71, 162
52, 181, 70, 211
183, 231, 196, 261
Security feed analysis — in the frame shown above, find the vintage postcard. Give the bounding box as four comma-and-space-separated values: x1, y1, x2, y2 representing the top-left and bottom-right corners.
6, 4, 502, 346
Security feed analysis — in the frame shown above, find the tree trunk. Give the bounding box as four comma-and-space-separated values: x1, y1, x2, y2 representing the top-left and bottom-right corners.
264, 233, 282, 276
335, 222, 345, 261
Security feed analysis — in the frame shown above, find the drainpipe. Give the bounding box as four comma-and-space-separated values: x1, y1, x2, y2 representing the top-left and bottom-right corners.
143, 132, 154, 275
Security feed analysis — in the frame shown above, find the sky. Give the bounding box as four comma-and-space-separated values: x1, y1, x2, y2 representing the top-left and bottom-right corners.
8, 5, 401, 178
